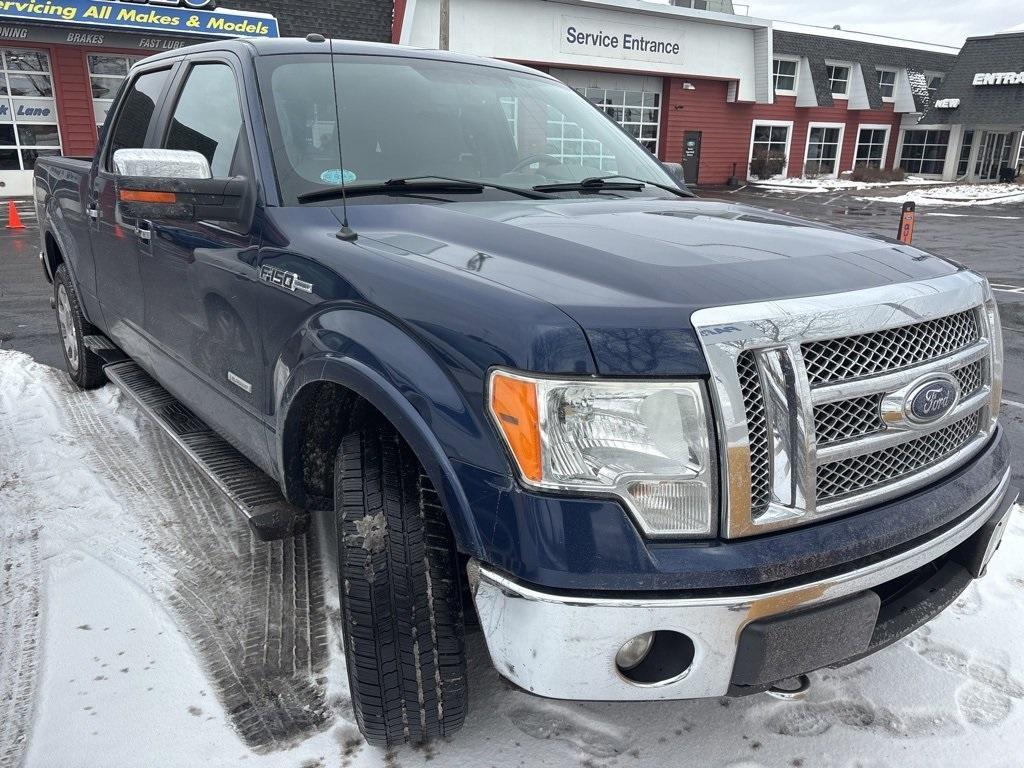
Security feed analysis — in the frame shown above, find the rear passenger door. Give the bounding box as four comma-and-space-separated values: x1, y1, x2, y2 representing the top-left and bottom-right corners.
138, 55, 268, 459
90, 64, 174, 343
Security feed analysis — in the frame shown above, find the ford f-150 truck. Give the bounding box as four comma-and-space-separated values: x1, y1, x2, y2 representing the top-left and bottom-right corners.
35, 36, 1016, 748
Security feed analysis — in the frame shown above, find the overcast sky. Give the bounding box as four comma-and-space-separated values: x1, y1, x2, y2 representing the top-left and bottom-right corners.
743, 0, 1015, 47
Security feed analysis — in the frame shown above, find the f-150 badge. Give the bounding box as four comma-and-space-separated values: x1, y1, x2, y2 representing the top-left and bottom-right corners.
260, 265, 313, 294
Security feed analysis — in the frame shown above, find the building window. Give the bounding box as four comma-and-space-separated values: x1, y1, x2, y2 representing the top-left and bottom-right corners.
826, 63, 850, 97
90, 54, 143, 130
926, 72, 944, 100
956, 130, 975, 177
899, 129, 950, 175
773, 58, 798, 94
854, 126, 890, 169
576, 86, 660, 155
748, 121, 792, 178
877, 68, 897, 99
0, 48, 60, 171
805, 124, 844, 177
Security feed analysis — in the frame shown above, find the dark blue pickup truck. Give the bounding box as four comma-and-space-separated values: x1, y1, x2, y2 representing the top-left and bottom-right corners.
35, 36, 1016, 747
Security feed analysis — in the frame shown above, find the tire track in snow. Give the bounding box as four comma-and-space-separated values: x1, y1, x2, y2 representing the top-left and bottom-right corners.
0, 356, 45, 768
5, 352, 331, 752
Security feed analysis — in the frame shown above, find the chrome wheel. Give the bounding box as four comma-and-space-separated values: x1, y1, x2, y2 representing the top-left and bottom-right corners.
57, 283, 79, 373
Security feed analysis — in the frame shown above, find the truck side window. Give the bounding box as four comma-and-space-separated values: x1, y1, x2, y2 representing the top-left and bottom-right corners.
106, 68, 171, 169
164, 63, 248, 179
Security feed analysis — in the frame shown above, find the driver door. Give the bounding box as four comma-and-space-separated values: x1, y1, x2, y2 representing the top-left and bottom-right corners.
136, 56, 268, 461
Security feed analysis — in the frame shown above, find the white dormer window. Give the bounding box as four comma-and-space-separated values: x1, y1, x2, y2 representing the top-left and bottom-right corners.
826, 62, 850, 97
926, 72, 945, 100
773, 57, 799, 95
877, 68, 897, 100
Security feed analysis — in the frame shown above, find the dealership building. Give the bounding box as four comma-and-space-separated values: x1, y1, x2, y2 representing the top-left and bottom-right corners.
0, 0, 1020, 195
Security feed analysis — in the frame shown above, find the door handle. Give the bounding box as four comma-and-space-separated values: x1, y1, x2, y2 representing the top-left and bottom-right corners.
87, 204, 98, 220
137, 219, 153, 244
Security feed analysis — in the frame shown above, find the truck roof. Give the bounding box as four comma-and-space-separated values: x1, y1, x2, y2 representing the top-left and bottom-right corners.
136, 36, 552, 79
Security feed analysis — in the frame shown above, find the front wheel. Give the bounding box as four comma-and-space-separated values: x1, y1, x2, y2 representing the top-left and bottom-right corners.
335, 419, 468, 747
54, 264, 105, 389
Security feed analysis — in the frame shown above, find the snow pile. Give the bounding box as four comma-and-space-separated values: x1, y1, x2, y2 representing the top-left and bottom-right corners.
754, 176, 950, 193
3, 348, 1024, 768
861, 184, 1024, 207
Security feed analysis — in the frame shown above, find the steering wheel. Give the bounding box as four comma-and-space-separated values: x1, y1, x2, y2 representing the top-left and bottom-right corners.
512, 154, 562, 172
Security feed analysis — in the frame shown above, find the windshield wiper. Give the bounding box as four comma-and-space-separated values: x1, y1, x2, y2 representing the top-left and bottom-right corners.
297, 175, 550, 203
532, 174, 693, 198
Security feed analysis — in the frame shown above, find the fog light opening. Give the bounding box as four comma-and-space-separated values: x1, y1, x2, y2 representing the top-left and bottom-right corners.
615, 630, 695, 686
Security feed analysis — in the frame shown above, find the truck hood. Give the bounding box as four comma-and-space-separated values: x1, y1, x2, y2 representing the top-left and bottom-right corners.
343, 198, 960, 375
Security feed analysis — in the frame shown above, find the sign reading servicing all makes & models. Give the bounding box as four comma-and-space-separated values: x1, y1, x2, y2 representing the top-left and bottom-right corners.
0, 0, 278, 37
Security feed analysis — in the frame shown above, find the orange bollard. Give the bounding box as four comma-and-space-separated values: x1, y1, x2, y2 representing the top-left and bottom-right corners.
6, 200, 24, 230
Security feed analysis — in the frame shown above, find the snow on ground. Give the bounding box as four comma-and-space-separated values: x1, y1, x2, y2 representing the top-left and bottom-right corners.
3, 348, 1024, 768
859, 184, 1024, 207
752, 177, 950, 193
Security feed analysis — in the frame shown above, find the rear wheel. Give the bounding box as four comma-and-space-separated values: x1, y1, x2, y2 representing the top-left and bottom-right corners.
54, 264, 105, 389
334, 418, 467, 747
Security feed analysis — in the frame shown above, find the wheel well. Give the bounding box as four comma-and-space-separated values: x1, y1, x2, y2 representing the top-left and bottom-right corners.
44, 231, 63, 280
282, 381, 377, 509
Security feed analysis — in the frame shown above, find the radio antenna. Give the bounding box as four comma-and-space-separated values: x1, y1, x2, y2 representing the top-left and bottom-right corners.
326, 35, 357, 241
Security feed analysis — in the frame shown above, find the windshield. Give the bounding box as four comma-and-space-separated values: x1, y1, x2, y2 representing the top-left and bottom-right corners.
257, 54, 681, 204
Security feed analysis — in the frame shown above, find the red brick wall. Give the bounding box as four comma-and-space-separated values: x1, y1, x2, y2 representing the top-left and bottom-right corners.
661, 77, 905, 184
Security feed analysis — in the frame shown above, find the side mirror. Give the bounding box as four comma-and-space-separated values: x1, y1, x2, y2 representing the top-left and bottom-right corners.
112, 148, 249, 224
661, 161, 685, 181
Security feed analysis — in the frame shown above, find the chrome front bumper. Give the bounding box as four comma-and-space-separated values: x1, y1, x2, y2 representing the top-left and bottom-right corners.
469, 468, 1015, 701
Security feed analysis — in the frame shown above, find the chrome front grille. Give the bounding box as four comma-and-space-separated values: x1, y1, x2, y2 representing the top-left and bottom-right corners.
692, 273, 1000, 539
817, 410, 982, 502
736, 350, 771, 516
802, 309, 981, 386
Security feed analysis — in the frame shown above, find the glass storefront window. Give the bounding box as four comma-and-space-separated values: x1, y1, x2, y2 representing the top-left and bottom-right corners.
89, 54, 143, 129
899, 129, 950, 175
957, 130, 974, 177
0, 47, 60, 171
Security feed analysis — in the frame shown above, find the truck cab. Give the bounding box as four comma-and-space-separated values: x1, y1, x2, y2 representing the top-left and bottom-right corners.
35, 36, 1016, 748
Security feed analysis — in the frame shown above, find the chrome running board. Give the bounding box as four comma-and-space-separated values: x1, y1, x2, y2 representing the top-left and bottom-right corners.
104, 359, 308, 541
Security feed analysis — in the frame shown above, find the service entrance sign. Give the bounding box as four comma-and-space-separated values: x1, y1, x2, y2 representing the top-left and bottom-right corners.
0, 0, 279, 37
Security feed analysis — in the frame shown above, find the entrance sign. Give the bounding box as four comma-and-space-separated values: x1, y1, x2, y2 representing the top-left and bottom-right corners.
0, 0, 279, 37
560, 16, 684, 63
972, 71, 1024, 86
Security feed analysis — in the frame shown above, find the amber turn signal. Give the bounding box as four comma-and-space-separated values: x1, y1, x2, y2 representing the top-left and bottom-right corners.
119, 189, 177, 203
489, 371, 542, 482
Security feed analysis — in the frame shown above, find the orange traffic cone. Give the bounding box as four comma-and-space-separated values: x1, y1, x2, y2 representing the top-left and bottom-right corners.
6, 200, 24, 230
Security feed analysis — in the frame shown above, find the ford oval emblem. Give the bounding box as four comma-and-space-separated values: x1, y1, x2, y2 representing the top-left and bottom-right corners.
906, 376, 959, 424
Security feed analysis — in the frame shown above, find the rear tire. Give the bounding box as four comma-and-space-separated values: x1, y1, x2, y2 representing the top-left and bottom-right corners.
335, 418, 467, 747
54, 264, 105, 389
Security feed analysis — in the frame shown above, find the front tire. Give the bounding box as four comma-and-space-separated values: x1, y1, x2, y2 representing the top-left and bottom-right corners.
54, 264, 105, 389
335, 419, 468, 747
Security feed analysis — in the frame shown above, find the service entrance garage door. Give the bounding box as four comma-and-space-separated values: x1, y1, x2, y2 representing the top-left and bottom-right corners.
549, 69, 663, 156
0, 47, 61, 197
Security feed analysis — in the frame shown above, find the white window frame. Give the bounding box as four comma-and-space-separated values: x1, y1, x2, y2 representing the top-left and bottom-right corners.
88, 52, 144, 131
852, 123, 891, 171
747, 119, 794, 180
772, 56, 799, 96
825, 60, 851, 99
876, 67, 897, 102
803, 121, 846, 178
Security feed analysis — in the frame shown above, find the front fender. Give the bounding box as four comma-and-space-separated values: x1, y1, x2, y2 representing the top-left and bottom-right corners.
275, 307, 508, 558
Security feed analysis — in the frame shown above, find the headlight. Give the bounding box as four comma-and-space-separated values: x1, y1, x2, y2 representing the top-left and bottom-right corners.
983, 279, 1004, 421
488, 370, 717, 538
